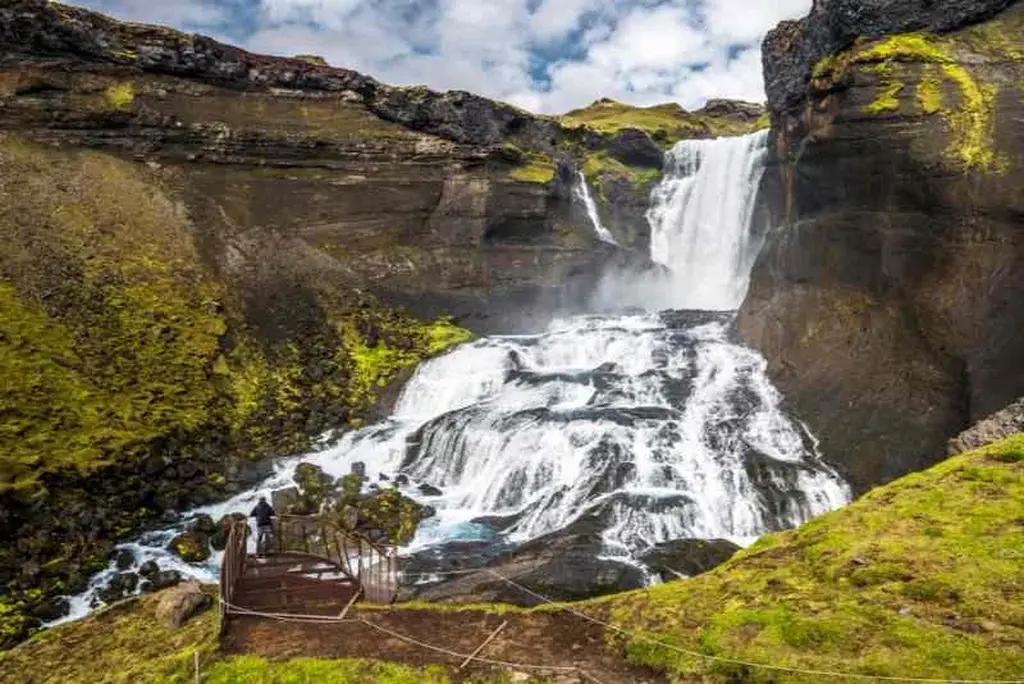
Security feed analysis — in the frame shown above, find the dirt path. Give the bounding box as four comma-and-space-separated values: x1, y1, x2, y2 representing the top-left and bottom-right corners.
221, 607, 666, 683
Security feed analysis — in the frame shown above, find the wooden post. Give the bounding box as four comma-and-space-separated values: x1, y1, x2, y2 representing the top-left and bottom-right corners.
459, 621, 508, 670
194, 651, 200, 684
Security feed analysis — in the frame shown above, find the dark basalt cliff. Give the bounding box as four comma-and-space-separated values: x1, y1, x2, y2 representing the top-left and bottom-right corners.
740, 0, 1024, 493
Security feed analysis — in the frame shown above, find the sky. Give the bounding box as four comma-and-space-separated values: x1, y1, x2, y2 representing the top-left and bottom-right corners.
72, 0, 812, 114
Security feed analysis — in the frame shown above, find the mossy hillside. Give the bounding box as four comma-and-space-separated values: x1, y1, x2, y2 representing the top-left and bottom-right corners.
0, 590, 220, 684
0, 137, 471, 646
598, 434, 1024, 682
560, 99, 767, 148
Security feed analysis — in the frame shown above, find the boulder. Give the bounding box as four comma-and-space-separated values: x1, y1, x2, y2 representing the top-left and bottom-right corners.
167, 532, 211, 563
32, 597, 70, 622
154, 581, 210, 629
948, 398, 1024, 455
638, 539, 740, 581
113, 548, 135, 571
97, 572, 139, 604
210, 513, 246, 551
140, 570, 182, 593
418, 483, 443, 497
606, 128, 664, 169
188, 514, 217, 536
139, 560, 160, 579
350, 462, 367, 480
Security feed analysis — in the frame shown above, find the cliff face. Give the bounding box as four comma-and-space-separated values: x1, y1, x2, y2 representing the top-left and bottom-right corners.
740, 0, 1024, 493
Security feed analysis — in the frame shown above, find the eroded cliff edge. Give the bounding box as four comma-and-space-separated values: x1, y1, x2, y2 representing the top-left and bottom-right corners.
740, 0, 1024, 493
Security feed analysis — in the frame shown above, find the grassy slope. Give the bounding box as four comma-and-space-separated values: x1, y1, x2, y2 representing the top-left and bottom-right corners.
0, 592, 451, 684
600, 434, 1024, 682
560, 99, 769, 147
3, 437, 1021, 682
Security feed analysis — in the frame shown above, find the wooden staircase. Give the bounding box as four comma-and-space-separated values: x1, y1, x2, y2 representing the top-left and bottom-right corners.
219, 515, 399, 629
232, 552, 360, 616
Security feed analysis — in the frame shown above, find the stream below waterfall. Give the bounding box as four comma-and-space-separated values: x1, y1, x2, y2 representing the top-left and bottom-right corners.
51, 130, 851, 625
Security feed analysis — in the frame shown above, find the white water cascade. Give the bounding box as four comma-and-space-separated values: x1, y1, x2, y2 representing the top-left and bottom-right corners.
52, 131, 850, 624
648, 130, 770, 310
574, 171, 618, 245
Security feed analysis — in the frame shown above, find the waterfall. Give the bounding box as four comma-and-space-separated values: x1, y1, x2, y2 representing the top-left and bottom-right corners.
574, 172, 618, 245
52, 131, 850, 623
648, 130, 769, 310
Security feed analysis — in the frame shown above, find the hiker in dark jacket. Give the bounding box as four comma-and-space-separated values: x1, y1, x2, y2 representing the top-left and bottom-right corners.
250, 496, 276, 556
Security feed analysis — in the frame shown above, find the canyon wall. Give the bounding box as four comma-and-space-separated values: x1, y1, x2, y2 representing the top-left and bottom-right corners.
740, 0, 1024, 493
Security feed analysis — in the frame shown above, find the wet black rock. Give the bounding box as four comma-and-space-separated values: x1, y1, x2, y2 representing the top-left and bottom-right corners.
139, 560, 160, 579
140, 570, 182, 593
113, 548, 135, 571
404, 516, 647, 605
395, 474, 410, 487
638, 539, 741, 581
32, 597, 70, 622
97, 572, 139, 604
418, 483, 443, 497
209, 513, 246, 551
189, 514, 217, 536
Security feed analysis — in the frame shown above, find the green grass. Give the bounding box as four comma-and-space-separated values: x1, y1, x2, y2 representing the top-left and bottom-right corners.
560, 99, 767, 147
0, 591, 220, 684
598, 434, 1024, 682
204, 656, 451, 684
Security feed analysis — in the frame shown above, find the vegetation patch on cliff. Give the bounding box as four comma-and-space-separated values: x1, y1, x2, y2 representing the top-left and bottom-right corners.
599, 434, 1024, 682
0, 136, 471, 646
816, 17, 1022, 173
560, 99, 768, 148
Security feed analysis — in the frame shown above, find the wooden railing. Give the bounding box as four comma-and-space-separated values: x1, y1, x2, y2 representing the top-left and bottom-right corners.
218, 519, 248, 632
273, 514, 400, 604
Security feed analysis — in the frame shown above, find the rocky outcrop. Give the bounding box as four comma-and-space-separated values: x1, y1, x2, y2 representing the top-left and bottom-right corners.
741, 1, 1024, 492
154, 581, 210, 629
402, 517, 647, 605
948, 398, 1024, 454
637, 539, 740, 581
763, 0, 1018, 116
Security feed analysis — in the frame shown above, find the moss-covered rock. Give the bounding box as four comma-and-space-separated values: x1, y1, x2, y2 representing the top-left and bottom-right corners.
167, 533, 210, 564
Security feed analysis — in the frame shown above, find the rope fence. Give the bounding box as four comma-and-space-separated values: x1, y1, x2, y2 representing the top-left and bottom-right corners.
218, 567, 1024, 684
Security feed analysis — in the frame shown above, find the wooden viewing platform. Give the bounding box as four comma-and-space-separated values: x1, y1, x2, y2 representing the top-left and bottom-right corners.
218, 514, 399, 630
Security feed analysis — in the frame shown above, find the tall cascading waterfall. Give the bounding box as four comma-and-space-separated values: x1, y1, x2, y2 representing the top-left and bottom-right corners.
53, 130, 850, 622
648, 130, 770, 310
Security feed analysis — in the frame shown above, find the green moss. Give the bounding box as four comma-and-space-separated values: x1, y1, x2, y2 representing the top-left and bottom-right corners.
597, 434, 1024, 682
863, 81, 904, 114
582, 152, 661, 190
560, 100, 706, 146
0, 138, 474, 644
104, 82, 134, 111
509, 153, 556, 184
205, 656, 451, 683
853, 33, 1002, 172
916, 69, 944, 115
0, 591, 219, 683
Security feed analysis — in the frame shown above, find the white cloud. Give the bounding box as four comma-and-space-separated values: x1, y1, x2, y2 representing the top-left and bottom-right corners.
74, 0, 814, 114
